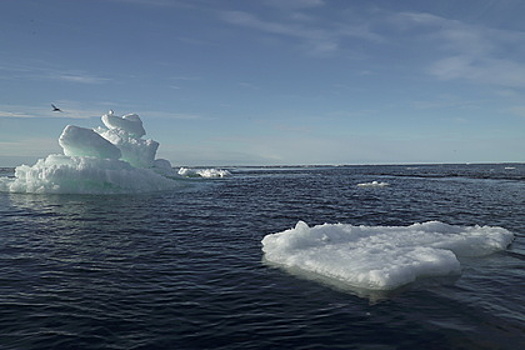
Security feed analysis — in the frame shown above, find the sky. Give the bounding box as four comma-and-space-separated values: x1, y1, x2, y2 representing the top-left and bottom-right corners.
1, 0, 525, 166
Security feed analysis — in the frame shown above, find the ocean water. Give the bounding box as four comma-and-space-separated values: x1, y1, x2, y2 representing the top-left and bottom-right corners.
0, 163, 524, 349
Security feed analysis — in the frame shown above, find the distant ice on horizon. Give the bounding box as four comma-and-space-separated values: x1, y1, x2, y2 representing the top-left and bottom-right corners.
357, 180, 390, 187
178, 167, 231, 178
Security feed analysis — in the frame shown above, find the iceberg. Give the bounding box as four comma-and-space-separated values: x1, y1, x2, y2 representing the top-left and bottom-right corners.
0, 111, 183, 194
7, 154, 177, 194
262, 221, 514, 292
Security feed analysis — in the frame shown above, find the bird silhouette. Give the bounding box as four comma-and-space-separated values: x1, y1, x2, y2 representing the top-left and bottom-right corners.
51, 104, 62, 112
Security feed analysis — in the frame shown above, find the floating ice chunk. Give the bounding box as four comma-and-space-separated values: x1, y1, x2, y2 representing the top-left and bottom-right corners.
261, 221, 514, 291
95, 127, 159, 168
357, 180, 390, 187
178, 167, 231, 178
1, 154, 181, 194
0, 110, 190, 194
59, 125, 122, 160
102, 113, 146, 137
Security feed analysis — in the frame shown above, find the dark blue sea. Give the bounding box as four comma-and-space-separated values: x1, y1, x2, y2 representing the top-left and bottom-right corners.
1, 163, 524, 349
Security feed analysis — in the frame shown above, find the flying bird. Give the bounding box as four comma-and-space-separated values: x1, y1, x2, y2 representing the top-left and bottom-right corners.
51, 104, 62, 112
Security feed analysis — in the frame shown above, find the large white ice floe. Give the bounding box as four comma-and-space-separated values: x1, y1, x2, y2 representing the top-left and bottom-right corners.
0, 111, 184, 194
261, 221, 514, 291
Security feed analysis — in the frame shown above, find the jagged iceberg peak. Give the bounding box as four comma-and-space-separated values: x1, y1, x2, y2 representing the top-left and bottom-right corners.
102, 111, 146, 138
95, 127, 159, 168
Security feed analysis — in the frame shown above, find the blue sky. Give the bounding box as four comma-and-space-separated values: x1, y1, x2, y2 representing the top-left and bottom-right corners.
1, 0, 524, 166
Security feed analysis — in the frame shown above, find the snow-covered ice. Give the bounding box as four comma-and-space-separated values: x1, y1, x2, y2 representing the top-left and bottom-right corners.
102, 112, 146, 138
262, 221, 514, 291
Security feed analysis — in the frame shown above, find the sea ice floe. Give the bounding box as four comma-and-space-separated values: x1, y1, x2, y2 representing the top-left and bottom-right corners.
261, 221, 514, 291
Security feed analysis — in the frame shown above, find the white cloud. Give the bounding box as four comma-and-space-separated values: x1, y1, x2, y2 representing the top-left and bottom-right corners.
220, 10, 381, 56
263, 0, 325, 9
412, 94, 478, 110
169, 76, 202, 81
393, 11, 525, 88
141, 110, 207, 120
106, 0, 194, 8
0, 137, 60, 157
53, 73, 111, 84
428, 55, 472, 80
0, 103, 110, 120
507, 106, 525, 118
238, 82, 258, 89
430, 55, 525, 88
0, 63, 111, 85
0, 110, 34, 119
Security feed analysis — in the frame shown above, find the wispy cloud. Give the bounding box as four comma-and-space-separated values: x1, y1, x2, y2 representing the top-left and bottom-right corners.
168, 76, 202, 82
412, 94, 479, 110
0, 110, 34, 119
106, 0, 194, 8
0, 63, 111, 85
507, 106, 525, 118
429, 56, 525, 88
220, 9, 381, 56
52, 73, 111, 84
0, 138, 60, 157
272, 123, 311, 133
238, 82, 258, 89
36, 69, 111, 85
393, 12, 525, 88
263, 0, 325, 9
141, 110, 208, 120
0, 103, 111, 120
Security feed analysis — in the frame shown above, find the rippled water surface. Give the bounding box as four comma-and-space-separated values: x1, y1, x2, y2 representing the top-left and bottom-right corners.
1, 164, 524, 349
